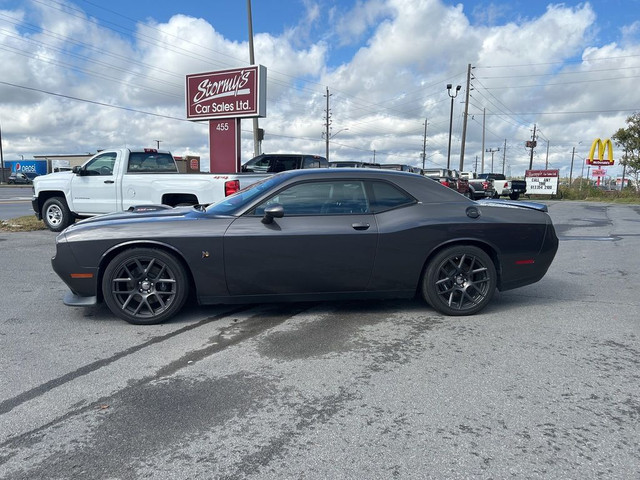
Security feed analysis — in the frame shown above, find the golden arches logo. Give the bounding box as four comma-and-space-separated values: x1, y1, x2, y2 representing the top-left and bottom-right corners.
587, 138, 614, 165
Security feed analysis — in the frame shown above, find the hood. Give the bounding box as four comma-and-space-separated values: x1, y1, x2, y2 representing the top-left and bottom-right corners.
64, 205, 197, 231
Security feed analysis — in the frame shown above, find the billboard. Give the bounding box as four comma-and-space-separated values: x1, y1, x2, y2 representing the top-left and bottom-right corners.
5, 160, 48, 175
525, 169, 559, 195
186, 65, 266, 121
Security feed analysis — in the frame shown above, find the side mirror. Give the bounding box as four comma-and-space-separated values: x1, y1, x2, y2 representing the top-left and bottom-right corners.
72, 166, 83, 175
261, 204, 284, 224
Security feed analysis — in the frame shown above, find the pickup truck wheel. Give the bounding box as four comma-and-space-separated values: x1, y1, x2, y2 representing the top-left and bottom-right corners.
102, 248, 189, 325
509, 193, 520, 200
42, 197, 73, 232
421, 245, 497, 316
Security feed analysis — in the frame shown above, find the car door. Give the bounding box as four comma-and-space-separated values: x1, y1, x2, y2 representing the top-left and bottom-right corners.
70, 152, 118, 215
223, 179, 378, 296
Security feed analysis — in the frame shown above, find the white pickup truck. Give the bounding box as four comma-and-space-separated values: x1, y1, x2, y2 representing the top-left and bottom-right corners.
32, 148, 268, 231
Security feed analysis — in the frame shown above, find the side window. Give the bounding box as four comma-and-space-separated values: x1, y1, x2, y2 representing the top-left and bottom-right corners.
369, 181, 416, 213
252, 180, 369, 216
84, 153, 117, 176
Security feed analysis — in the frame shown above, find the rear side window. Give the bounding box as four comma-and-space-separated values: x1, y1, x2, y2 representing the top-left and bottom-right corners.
127, 153, 177, 173
369, 181, 416, 213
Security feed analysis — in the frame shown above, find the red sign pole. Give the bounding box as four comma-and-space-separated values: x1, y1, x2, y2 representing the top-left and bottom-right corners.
209, 119, 241, 173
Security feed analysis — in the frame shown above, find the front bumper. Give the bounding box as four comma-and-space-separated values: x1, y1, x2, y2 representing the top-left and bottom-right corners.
63, 291, 98, 306
32, 196, 41, 220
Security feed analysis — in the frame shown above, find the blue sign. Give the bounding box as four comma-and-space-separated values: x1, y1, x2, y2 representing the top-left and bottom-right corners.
5, 160, 48, 175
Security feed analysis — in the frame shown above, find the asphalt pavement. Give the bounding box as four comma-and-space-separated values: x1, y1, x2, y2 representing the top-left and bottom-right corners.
0, 185, 34, 220
0, 201, 638, 479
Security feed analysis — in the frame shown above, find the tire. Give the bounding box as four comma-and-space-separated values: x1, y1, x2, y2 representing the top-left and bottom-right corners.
509, 193, 520, 200
102, 248, 189, 325
42, 197, 73, 232
421, 245, 497, 316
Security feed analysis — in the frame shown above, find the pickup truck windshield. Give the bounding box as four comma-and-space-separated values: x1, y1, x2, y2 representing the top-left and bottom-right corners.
206, 175, 284, 215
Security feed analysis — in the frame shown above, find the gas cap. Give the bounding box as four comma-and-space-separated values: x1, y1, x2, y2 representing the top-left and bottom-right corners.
466, 206, 480, 219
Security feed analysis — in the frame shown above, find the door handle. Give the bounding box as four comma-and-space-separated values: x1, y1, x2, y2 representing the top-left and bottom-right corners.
352, 223, 370, 231
104, 180, 115, 184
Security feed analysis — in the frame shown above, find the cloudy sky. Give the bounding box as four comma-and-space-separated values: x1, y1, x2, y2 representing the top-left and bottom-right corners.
1, 0, 639, 178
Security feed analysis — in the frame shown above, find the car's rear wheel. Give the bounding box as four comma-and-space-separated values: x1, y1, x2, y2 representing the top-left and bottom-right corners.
509, 192, 520, 200
421, 245, 496, 316
42, 197, 73, 232
102, 248, 189, 325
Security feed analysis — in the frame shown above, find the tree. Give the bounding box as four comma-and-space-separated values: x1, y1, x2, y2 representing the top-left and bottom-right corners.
612, 112, 640, 190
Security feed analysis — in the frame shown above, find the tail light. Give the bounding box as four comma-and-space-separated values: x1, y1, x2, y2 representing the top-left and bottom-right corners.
441, 180, 450, 187
483, 181, 490, 189
503, 181, 509, 188
225, 180, 240, 196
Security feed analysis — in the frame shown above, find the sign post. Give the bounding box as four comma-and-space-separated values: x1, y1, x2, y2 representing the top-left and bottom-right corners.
186, 65, 266, 173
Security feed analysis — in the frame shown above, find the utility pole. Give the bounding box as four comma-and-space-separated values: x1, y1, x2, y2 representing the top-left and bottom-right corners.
459, 64, 472, 171
247, 0, 260, 157
528, 124, 537, 170
422, 118, 428, 170
545, 140, 550, 169
502, 139, 507, 175
481, 108, 486, 173
486, 147, 500, 173
324, 87, 332, 162
569, 146, 576, 186
0, 121, 5, 184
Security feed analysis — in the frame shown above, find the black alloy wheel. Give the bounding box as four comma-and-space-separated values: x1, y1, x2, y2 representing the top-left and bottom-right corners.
422, 245, 497, 316
102, 248, 189, 324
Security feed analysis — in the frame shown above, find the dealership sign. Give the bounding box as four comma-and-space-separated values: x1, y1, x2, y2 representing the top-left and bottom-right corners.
525, 169, 559, 195
586, 138, 614, 166
186, 65, 266, 121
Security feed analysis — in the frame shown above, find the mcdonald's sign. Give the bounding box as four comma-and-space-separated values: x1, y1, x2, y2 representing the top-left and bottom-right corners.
587, 138, 614, 165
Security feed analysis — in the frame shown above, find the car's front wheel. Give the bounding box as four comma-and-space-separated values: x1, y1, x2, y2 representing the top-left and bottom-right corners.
421, 245, 497, 316
42, 197, 73, 232
102, 248, 189, 325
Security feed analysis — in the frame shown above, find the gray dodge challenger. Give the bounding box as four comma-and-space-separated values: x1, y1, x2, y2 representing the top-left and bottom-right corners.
51, 169, 559, 324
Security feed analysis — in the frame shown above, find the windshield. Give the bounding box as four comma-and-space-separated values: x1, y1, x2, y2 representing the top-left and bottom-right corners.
205, 175, 285, 215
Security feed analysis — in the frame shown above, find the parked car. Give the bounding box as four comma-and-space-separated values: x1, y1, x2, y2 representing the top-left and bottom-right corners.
378, 164, 421, 173
329, 161, 381, 168
422, 168, 470, 196
8, 172, 38, 184
32, 148, 269, 232
478, 173, 527, 200
241, 154, 328, 172
461, 171, 497, 200
52, 169, 559, 325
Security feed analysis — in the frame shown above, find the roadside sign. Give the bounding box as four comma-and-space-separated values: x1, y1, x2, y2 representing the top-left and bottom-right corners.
525, 169, 559, 195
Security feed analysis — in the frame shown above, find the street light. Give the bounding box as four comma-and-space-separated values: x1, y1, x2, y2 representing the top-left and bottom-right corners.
446, 84, 461, 169
325, 128, 349, 161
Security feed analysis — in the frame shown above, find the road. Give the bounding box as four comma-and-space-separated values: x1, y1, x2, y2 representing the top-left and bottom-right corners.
0, 186, 34, 220
0, 201, 638, 479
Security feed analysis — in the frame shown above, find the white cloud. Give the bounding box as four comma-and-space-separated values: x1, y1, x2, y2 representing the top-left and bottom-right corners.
1, 0, 639, 179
